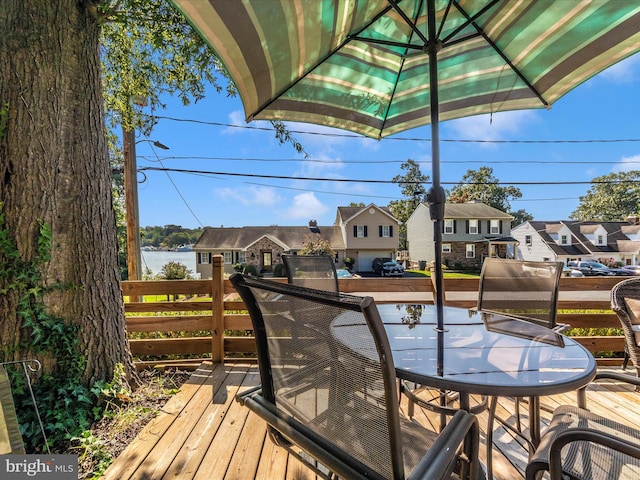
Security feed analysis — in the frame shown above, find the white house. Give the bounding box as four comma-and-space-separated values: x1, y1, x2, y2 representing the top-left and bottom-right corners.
511, 218, 640, 265
406, 201, 515, 269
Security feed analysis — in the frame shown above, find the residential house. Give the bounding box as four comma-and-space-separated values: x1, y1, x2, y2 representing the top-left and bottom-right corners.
193, 204, 401, 277
511, 218, 640, 265
406, 201, 515, 269
335, 204, 401, 272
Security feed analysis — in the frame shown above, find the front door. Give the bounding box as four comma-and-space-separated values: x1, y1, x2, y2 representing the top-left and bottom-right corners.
261, 251, 272, 272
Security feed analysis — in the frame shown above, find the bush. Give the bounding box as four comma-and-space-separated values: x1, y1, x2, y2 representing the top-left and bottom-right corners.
243, 264, 258, 276
233, 263, 244, 273
273, 262, 287, 277
344, 257, 354, 269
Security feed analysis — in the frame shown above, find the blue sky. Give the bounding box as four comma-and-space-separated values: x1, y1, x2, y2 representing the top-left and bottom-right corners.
133, 55, 640, 230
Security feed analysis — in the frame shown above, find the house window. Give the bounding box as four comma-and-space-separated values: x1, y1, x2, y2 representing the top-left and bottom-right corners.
238, 251, 246, 263
468, 219, 478, 234
444, 219, 454, 234
354, 225, 368, 238
466, 244, 475, 258
223, 252, 232, 264
198, 252, 211, 264
597, 235, 604, 245
490, 220, 500, 234
525, 235, 532, 246
561, 235, 568, 245
442, 244, 451, 253
379, 225, 393, 237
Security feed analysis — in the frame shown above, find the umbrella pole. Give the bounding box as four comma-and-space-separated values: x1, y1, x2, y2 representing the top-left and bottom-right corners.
426, 0, 446, 379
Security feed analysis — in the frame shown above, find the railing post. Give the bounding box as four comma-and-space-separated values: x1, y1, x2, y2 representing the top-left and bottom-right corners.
211, 255, 224, 362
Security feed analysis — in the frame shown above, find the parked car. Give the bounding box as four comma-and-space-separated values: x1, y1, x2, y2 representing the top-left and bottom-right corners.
621, 265, 640, 275
372, 258, 404, 276
563, 266, 583, 277
337, 269, 361, 279
567, 260, 631, 276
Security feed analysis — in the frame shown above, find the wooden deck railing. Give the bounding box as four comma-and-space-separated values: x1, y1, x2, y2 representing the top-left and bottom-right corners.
122, 255, 626, 369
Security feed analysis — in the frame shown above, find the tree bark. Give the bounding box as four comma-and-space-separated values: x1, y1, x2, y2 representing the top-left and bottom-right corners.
0, 0, 138, 385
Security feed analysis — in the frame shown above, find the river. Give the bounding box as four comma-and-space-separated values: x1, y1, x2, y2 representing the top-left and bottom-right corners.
140, 250, 198, 277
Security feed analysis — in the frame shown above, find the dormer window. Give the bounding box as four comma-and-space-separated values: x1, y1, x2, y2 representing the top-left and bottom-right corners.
597, 235, 604, 245
561, 235, 568, 245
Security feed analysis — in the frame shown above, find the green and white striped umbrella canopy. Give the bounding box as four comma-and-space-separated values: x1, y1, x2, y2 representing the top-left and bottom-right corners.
173, 0, 640, 140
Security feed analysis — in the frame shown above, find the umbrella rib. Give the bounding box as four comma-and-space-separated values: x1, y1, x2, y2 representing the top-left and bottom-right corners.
387, 0, 429, 46
377, 0, 428, 137
451, 0, 550, 108
250, 3, 396, 120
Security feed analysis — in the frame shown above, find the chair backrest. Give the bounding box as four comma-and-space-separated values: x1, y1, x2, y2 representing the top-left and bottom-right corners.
611, 276, 640, 362
282, 254, 339, 292
477, 258, 563, 328
230, 273, 405, 479
611, 276, 640, 318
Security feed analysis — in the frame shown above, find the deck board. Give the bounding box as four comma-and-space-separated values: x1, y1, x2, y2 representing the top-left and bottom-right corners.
101, 362, 640, 480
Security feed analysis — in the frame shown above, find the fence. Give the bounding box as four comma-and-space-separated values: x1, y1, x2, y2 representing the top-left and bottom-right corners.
122, 255, 626, 369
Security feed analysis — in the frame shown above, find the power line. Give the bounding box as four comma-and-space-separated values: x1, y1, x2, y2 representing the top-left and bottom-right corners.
144, 142, 205, 227
136, 154, 640, 166
153, 115, 640, 144
139, 166, 640, 186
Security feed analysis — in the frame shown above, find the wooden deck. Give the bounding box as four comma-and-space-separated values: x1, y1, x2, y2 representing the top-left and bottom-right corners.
101, 361, 640, 480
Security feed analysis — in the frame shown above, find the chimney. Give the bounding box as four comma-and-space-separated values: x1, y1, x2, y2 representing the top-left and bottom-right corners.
308, 220, 319, 233
627, 216, 639, 225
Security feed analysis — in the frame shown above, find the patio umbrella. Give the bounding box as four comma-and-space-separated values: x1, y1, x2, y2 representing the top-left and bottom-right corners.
171, 0, 640, 367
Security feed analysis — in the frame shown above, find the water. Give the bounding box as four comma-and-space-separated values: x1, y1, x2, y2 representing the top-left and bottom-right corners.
140, 250, 198, 277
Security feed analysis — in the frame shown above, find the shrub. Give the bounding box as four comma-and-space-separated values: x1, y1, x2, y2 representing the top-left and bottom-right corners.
243, 264, 258, 276
233, 263, 244, 273
273, 262, 287, 277
344, 257, 354, 269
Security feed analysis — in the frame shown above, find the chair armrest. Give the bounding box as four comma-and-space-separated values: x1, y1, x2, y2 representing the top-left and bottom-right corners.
548, 428, 640, 480
236, 386, 377, 480
408, 410, 480, 480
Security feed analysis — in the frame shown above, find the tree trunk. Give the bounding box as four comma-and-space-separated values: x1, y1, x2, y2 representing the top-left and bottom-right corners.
0, 1, 138, 385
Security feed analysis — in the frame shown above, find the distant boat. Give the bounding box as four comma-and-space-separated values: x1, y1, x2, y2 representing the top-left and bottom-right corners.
174, 244, 193, 252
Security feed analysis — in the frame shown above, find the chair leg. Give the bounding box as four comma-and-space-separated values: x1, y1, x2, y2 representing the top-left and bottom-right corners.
623, 347, 630, 370
486, 397, 497, 480
514, 397, 523, 433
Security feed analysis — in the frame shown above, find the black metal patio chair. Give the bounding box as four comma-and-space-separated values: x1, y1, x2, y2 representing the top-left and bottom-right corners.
282, 254, 339, 292
480, 258, 566, 476
403, 258, 565, 478
526, 371, 640, 480
230, 273, 480, 480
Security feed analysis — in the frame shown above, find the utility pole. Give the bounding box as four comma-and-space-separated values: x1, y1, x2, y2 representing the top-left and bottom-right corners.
122, 127, 142, 280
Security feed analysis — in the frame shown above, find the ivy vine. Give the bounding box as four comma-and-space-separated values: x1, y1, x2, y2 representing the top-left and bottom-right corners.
0, 206, 105, 451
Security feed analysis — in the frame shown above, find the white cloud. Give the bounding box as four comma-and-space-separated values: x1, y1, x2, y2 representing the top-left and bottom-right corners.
214, 185, 282, 206
445, 110, 537, 143
280, 192, 329, 220
600, 55, 640, 84
223, 110, 271, 135
612, 154, 640, 173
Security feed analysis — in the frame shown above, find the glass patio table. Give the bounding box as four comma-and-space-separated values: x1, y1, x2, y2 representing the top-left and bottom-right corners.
332, 303, 597, 449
